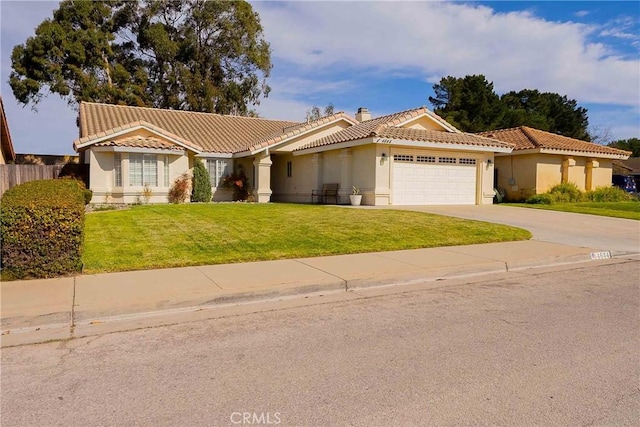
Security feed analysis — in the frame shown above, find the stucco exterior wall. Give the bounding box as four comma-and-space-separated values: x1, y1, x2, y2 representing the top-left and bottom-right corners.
591, 159, 613, 190
271, 153, 316, 203
496, 154, 550, 201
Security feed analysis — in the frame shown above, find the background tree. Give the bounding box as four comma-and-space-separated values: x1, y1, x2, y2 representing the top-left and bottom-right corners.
500, 89, 590, 140
191, 159, 212, 202
428, 75, 503, 133
305, 103, 335, 122
10, 0, 271, 115
608, 138, 640, 157
429, 75, 590, 140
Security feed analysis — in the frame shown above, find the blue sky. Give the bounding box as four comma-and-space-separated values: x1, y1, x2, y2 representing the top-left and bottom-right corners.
1, 1, 638, 155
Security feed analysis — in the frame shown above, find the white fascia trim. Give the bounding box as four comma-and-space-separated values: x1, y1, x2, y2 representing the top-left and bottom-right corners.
249, 117, 357, 156
375, 138, 513, 153
75, 125, 202, 154
92, 146, 186, 156
292, 137, 375, 156
496, 148, 629, 159
195, 153, 234, 159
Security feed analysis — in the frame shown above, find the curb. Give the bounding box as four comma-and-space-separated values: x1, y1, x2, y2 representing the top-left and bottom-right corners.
4, 252, 631, 348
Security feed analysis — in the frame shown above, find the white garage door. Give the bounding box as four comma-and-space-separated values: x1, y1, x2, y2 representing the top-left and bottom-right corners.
392, 155, 477, 205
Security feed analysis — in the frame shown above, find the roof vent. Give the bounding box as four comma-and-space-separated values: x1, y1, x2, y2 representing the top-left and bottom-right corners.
355, 107, 371, 122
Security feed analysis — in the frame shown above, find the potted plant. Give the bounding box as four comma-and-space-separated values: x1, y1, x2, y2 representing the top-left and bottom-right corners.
349, 186, 362, 206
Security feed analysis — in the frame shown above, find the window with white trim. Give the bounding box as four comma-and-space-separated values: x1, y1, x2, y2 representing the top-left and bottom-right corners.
393, 154, 414, 162
459, 158, 477, 165
416, 155, 436, 163
206, 159, 230, 188
438, 157, 457, 164
114, 153, 122, 187
129, 154, 158, 186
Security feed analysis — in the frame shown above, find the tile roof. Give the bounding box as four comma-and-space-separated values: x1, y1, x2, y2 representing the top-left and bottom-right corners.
295, 106, 511, 150
479, 126, 630, 157
246, 112, 357, 152
94, 135, 185, 151
77, 102, 302, 154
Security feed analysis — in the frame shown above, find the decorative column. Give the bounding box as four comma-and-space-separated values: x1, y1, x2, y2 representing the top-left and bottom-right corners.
585, 159, 599, 191
253, 152, 272, 203
561, 157, 575, 183
339, 148, 353, 204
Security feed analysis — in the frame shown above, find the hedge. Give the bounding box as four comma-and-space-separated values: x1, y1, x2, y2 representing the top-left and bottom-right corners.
1, 179, 86, 280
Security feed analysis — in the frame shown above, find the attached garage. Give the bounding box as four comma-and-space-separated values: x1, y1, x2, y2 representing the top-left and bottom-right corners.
392, 154, 478, 205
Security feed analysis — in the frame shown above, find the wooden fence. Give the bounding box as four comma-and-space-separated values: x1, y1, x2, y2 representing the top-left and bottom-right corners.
0, 164, 65, 196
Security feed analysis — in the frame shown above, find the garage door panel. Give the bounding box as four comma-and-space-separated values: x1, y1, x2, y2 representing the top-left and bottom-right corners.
392, 161, 476, 205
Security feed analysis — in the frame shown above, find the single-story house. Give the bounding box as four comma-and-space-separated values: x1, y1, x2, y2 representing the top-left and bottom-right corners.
479, 126, 630, 200
0, 96, 16, 164
74, 102, 514, 205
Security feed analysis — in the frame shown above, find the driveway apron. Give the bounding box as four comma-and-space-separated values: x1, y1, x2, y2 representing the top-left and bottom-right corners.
375, 205, 640, 255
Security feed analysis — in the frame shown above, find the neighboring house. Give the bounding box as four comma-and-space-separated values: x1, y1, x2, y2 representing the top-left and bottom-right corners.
479, 127, 630, 200
0, 96, 17, 164
613, 157, 640, 188
74, 102, 513, 205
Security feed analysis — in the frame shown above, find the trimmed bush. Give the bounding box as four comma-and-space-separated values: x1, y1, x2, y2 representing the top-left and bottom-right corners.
526, 193, 553, 204
1, 179, 86, 280
584, 186, 634, 202
547, 182, 583, 203
191, 159, 212, 202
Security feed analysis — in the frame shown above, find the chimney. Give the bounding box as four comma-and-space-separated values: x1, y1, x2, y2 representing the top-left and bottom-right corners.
355, 107, 371, 122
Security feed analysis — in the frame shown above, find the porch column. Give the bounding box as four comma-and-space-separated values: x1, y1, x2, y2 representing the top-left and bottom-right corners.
339, 148, 353, 203
253, 152, 272, 203
311, 153, 323, 190
585, 159, 599, 191
561, 157, 575, 183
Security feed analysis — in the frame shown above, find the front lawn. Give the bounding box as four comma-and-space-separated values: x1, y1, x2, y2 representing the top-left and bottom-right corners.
506, 201, 640, 220
83, 204, 531, 274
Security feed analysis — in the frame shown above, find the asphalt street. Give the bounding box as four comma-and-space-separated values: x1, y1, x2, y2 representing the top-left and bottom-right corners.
2, 260, 638, 426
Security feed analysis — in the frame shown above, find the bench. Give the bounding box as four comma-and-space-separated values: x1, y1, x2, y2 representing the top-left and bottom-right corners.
311, 183, 339, 204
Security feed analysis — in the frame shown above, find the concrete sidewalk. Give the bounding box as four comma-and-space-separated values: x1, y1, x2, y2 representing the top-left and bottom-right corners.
0, 240, 621, 347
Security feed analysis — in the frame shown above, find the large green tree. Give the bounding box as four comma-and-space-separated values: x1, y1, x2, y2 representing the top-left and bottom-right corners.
500, 89, 590, 140
9, 0, 271, 115
429, 75, 503, 133
429, 75, 591, 140
608, 138, 640, 157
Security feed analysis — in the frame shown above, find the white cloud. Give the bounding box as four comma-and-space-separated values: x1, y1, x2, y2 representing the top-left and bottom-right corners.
574, 10, 590, 18
254, 1, 640, 107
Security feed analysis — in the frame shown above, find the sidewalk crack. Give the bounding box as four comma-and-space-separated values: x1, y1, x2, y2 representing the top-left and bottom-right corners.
292, 259, 348, 291
70, 276, 77, 339
194, 267, 224, 290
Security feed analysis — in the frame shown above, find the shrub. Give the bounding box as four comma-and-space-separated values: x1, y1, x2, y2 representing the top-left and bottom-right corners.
526, 193, 553, 204
222, 167, 250, 201
584, 186, 634, 202
547, 182, 583, 203
168, 173, 191, 203
1, 179, 85, 280
191, 159, 212, 202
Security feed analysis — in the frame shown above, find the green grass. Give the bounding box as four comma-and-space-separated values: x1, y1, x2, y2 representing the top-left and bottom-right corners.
506, 201, 640, 220
82, 203, 531, 274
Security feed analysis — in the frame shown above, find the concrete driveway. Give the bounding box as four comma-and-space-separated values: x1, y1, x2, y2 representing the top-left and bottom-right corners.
377, 205, 640, 255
